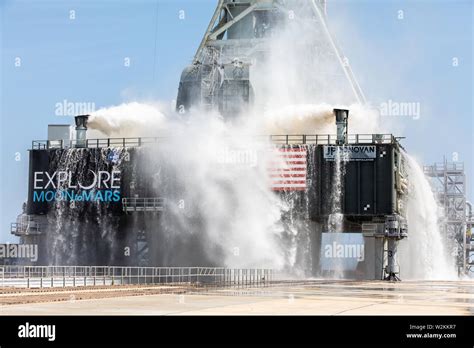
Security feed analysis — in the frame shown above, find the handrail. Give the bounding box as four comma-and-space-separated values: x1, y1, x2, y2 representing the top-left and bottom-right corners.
10, 216, 43, 236
0, 266, 275, 289
32, 134, 399, 150
122, 198, 165, 212
423, 163, 465, 172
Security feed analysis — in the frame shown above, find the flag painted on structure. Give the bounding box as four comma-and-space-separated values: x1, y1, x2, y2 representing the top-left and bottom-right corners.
268, 147, 308, 191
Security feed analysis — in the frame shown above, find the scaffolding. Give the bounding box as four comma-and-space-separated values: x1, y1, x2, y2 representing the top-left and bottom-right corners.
423, 159, 472, 275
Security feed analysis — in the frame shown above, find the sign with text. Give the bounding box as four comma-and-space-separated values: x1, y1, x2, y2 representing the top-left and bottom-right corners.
323, 145, 376, 161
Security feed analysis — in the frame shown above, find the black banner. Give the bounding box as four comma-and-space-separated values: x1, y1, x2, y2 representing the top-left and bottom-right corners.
0, 316, 472, 347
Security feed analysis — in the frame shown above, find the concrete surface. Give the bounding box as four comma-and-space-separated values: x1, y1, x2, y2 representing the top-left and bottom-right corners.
1, 280, 473, 315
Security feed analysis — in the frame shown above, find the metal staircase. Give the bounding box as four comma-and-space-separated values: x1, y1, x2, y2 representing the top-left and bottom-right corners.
200, 48, 222, 110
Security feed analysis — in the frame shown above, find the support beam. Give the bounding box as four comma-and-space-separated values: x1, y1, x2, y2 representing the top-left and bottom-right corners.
209, 3, 258, 40
310, 0, 366, 104
194, 0, 225, 64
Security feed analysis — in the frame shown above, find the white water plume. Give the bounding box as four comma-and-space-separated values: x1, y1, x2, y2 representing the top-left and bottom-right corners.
87, 106, 287, 268
140, 111, 290, 268
326, 145, 347, 279
78, 4, 456, 278
260, 103, 384, 135
85, 100, 459, 279
88, 102, 168, 138
399, 154, 457, 280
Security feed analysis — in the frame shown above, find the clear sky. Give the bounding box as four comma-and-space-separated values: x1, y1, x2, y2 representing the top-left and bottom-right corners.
0, 0, 472, 242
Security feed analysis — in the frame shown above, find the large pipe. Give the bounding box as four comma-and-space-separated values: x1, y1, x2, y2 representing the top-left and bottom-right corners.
74, 115, 89, 148
385, 239, 400, 281
334, 109, 349, 145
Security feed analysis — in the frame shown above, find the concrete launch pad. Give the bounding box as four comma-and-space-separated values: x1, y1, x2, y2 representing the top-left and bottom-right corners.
1, 280, 473, 315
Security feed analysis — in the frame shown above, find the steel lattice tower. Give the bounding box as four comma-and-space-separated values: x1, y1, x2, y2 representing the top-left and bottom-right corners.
424, 159, 473, 275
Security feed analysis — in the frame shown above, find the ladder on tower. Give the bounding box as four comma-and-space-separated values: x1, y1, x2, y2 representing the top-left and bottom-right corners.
200, 49, 221, 110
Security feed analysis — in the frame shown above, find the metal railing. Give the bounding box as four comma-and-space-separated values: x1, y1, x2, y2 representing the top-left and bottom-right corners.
263, 134, 397, 145
32, 137, 166, 150
10, 216, 43, 236
32, 134, 399, 150
122, 198, 165, 212
0, 266, 274, 289
423, 162, 465, 173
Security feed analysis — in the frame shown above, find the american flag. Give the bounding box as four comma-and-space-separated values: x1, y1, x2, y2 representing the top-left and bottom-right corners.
268, 146, 308, 191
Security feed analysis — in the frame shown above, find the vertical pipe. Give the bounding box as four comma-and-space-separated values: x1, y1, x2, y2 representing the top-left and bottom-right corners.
373, 157, 377, 214
387, 239, 399, 278
74, 115, 89, 148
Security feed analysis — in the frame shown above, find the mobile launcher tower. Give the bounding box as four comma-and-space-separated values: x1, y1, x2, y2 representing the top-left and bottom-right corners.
13, 0, 410, 280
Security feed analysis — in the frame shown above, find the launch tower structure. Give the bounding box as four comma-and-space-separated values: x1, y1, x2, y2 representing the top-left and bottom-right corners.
176, 0, 366, 118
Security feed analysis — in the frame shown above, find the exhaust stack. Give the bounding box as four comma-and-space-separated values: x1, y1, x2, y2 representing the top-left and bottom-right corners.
74, 115, 89, 148
334, 109, 349, 145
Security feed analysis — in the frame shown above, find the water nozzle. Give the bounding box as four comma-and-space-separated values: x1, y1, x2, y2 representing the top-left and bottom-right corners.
74, 115, 89, 148
334, 109, 349, 145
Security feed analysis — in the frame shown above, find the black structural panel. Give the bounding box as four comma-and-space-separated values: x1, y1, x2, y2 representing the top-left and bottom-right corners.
27, 150, 50, 215
27, 143, 399, 222
310, 144, 396, 220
